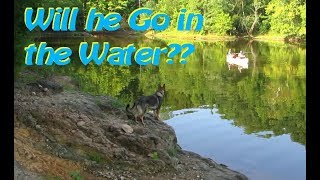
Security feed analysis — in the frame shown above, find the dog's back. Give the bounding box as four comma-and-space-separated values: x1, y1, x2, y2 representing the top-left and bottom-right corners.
139, 94, 161, 110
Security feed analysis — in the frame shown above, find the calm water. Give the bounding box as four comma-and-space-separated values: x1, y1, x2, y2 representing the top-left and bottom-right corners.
31, 35, 306, 180
166, 108, 305, 180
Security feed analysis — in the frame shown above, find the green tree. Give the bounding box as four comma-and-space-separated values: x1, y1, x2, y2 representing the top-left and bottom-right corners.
86, 0, 137, 19
266, 0, 306, 36
184, 0, 231, 35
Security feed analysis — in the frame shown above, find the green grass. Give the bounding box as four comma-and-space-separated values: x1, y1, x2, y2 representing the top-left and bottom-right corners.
87, 151, 104, 164
253, 34, 286, 42
168, 147, 178, 157
94, 96, 125, 109
110, 98, 126, 109
93, 97, 103, 106
65, 143, 111, 164
69, 171, 84, 180
145, 31, 236, 42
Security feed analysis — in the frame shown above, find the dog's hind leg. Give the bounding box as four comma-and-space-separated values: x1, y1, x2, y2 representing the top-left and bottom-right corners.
139, 116, 146, 126
133, 114, 140, 124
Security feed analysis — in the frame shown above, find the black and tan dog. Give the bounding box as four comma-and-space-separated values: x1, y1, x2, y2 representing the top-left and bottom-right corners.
126, 84, 165, 125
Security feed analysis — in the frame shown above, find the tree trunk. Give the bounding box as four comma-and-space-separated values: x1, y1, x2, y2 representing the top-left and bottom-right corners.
248, 6, 259, 37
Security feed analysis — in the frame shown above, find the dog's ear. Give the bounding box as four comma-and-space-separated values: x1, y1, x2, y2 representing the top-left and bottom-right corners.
158, 84, 161, 89
162, 84, 165, 90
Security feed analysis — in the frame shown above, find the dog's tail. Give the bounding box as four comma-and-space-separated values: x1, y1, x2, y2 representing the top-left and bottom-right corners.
126, 104, 131, 113
126, 103, 136, 120
126, 103, 134, 115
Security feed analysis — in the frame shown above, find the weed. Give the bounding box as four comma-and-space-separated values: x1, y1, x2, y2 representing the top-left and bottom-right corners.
151, 152, 159, 160
88, 151, 104, 164
69, 171, 84, 180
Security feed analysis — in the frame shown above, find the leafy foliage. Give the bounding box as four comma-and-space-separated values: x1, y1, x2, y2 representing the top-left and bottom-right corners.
145, 0, 305, 37
266, 0, 306, 36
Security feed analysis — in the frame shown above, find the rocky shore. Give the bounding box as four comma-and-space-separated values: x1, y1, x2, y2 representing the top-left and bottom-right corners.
14, 72, 247, 180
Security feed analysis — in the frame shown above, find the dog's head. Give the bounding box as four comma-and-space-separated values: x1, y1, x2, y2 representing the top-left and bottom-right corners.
157, 84, 165, 97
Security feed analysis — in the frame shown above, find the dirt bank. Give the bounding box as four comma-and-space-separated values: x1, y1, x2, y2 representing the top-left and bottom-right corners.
14, 71, 247, 180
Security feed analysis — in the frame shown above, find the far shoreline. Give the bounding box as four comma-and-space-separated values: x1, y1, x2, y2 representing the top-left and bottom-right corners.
29, 29, 306, 46
143, 31, 306, 45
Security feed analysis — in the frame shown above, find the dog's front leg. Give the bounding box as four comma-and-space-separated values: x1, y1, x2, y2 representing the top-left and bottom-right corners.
153, 110, 158, 119
155, 109, 161, 120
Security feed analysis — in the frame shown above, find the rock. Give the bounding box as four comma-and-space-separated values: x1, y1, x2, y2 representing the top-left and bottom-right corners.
14, 74, 248, 180
37, 80, 63, 94
79, 114, 91, 122
121, 124, 133, 134
26, 152, 35, 160
14, 161, 41, 180
77, 121, 86, 126
220, 163, 228, 168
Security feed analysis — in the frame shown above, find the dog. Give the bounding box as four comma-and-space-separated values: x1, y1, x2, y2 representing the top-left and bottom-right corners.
126, 84, 165, 125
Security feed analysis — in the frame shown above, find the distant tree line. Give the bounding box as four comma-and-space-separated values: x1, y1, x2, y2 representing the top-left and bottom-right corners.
142, 0, 305, 38
14, 0, 305, 75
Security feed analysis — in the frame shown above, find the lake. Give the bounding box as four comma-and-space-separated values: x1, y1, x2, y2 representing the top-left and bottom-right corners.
31, 35, 306, 180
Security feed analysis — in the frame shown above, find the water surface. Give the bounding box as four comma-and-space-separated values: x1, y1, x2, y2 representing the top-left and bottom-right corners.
31, 36, 306, 180
166, 107, 305, 180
